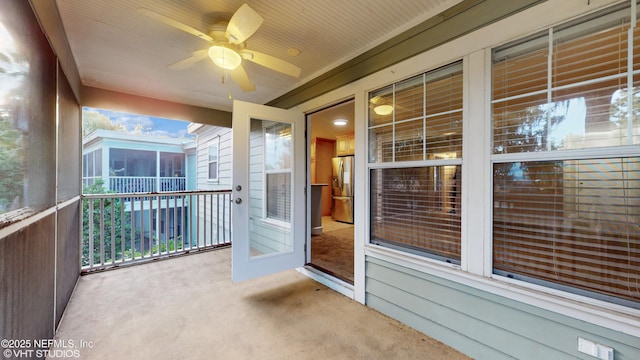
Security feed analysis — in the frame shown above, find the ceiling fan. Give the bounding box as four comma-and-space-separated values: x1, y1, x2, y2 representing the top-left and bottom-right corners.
138, 3, 301, 92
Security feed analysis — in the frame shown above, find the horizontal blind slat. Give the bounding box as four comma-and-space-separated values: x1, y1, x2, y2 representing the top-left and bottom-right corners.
493, 157, 640, 305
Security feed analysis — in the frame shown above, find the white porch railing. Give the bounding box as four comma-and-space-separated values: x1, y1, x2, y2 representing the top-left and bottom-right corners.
82, 190, 232, 272
159, 177, 187, 192
108, 176, 187, 193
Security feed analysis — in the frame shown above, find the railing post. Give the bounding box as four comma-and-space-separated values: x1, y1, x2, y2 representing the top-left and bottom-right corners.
88, 198, 94, 268
110, 199, 115, 264
99, 198, 105, 266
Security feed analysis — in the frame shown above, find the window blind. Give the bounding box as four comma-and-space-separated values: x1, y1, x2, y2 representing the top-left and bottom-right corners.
491, 2, 640, 308
370, 166, 461, 261
266, 172, 291, 222
368, 61, 463, 262
492, 2, 640, 153
493, 158, 640, 307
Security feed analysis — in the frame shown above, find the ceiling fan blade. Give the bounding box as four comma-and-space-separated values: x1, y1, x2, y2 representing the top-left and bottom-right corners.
137, 8, 213, 42
168, 49, 209, 71
241, 49, 301, 78
225, 4, 264, 44
230, 64, 256, 92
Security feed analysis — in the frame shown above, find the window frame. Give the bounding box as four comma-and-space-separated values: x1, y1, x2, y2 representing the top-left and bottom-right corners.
489, 1, 640, 309
366, 61, 464, 265
207, 136, 220, 182
261, 125, 293, 228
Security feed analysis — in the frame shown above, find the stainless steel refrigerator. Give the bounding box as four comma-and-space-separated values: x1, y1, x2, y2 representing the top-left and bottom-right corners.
331, 156, 354, 223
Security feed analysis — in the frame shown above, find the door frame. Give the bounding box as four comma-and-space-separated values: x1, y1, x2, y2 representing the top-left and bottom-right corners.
300, 98, 360, 299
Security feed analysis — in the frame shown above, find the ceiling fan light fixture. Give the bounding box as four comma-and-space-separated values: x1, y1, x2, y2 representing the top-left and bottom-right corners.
374, 104, 394, 116
208, 45, 242, 70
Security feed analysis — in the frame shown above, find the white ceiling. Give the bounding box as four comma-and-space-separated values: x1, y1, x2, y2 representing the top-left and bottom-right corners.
53, 0, 463, 112
310, 100, 354, 140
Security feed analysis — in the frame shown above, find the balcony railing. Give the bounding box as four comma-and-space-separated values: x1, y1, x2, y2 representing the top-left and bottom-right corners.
108, 176, 186, 193
82, 190, 232, 272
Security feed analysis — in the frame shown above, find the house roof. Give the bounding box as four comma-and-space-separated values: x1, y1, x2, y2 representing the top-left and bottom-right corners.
82, 129, 196, 150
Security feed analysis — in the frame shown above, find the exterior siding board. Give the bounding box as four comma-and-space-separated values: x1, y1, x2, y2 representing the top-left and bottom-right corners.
365, 293, 511, 359
195, 126, 232, 190
366, 256, 640, 359
192, 125, 232, 247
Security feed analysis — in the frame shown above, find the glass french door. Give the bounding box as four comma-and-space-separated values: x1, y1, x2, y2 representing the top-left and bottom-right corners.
231, 100, 305, 282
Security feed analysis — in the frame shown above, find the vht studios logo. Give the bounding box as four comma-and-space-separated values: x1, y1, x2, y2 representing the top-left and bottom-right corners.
3, 349, 81, 358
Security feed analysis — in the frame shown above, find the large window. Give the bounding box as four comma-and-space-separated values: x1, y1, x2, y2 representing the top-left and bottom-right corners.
368, 61, 463, 262
160, 152, 183, 177
491, 3, 640, 308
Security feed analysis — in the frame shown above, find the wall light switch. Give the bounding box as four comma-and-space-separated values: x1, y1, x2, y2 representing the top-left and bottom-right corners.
578, 337, 614, 360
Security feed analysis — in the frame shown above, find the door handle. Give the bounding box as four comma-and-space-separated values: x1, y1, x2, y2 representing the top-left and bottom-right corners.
235, 198, 242, 204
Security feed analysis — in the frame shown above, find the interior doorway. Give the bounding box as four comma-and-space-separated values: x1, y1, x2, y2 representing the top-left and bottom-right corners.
308, 99, 355, 284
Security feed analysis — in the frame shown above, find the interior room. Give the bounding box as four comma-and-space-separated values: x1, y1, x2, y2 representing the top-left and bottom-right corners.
308, 100, 355, 284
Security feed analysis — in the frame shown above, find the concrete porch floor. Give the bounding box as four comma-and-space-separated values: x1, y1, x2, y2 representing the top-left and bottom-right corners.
53, 248, 471, 360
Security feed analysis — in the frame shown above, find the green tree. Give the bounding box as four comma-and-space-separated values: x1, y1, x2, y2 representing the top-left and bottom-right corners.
0, 115, 23, 212
82, 180, 135, 266
82, 109, 125, 137
82, 180, 184, 267
0, 42, 28, 213
609, 88, 640, 144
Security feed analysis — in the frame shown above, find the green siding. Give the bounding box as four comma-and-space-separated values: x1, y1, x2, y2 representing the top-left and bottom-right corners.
366, 256, 640, 360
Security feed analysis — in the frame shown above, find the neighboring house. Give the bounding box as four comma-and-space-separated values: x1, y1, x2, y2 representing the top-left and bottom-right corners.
82, 129, 197, 193
188, 123, 233, 246
187, 123, 232, 191
82, 129, 197, 244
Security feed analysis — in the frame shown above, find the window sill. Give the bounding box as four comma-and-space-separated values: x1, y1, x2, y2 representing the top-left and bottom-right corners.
364, 244, 640, 337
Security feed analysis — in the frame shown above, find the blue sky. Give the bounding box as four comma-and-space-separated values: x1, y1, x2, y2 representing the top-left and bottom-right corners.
84, 107, 195, 139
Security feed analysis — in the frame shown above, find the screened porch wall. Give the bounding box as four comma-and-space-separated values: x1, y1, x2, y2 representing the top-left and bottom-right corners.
0, 0, 81, 343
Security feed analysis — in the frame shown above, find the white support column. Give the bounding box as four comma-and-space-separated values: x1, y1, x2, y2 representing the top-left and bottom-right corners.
156, 151, 161, 192
353, 90, 367, 304
463, 49, 490, 276
102, 146, 110, 191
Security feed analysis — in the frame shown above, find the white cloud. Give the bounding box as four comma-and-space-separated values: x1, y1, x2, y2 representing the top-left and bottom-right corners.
86, 107, 194, 139
112, 114, 155, 132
